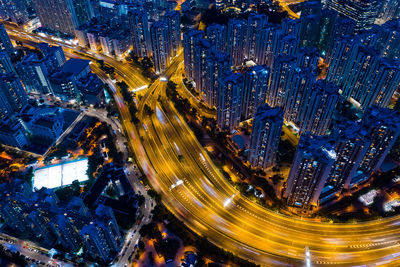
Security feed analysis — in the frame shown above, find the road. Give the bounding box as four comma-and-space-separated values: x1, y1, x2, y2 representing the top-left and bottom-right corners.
0, 232, 72, 266
6, 24, 400, 267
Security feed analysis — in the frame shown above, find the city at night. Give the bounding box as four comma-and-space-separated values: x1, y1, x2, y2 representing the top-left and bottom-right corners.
0, 0, 399, 266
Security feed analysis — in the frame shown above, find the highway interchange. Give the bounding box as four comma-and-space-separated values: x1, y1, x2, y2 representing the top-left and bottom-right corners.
4, 20, 400, 266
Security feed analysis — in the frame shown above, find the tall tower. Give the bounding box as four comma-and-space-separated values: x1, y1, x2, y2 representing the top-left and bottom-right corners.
164, 11, 181, 58
328, 120, 371, 190
129, 9, 151, 58
0, 23, 14, 57
266, 55, 297, 108
217, 71, 244, 131
204, 49, 231, 107
249, 104, 283, 169
0, 73, 28, 118
245, 13, 268, 61
242, 65, 270, 120
183, 29, 205, 80
359, 106, 400, 174
284, 134, 336, 210
298, 80, 340, 136
150, 21, 170, 74
206, 23, 226, 52
226, 18, 247, 67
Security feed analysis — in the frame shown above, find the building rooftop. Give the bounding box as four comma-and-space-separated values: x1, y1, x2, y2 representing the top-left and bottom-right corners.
61, 58, 90, 76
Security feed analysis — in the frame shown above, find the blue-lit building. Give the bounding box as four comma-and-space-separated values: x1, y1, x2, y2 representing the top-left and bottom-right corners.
266, 55, 297, 108
129, 8, 151, 58
284, 68, 316, 124
204, 49, 231, 107
327, 0, 380, 31
249, 104, 283, 169
164, 10, 181, 58
16, 53, 54, 95
284, 134, 336, 210
226, 18, 247, 67
245, 13, 268, 61
242, 65, 270, 120
0, 50, 15, 74
206, 23, 226, 52
183, 29, 205, 80
359, 106, 400, 174
0, 23, 14, 57
297, 80, 340, 136
217, 71, 244, 131
193, 39, 211, 94
0, 73, 28, 118
328, 120, 371, 190
150, 21, 170, 74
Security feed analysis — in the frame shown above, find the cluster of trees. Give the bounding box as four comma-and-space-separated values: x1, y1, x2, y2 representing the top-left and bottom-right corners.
117, 81, 140, 124
139, 222, 181, 262
0, 247, 27, 266
150, 203, 259, 267
166, 81, 197, 118
96, 60, 115, 75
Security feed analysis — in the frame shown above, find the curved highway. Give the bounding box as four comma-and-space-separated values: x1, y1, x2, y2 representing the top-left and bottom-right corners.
6, 25, 400, 266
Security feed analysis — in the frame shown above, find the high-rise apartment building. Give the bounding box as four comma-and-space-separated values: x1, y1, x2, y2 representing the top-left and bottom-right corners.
204, 49, 231, 107
242, 65, 270, 120
245, 13, 268, 61
298, 80, 340, 136
226, 18, 247, 66
0, 73, 28, 118
32, 0, 92, 35
284, 134, 336, 210
150, 21, 170, 74
249, 104, 283, 169
193, 39, 211, 94
129, 9, 152, 58
206, 23, 226, 52
266, 55, 297, 108
327, 0, 379, 31
328, 120, 371, 190
0, 50, 15, 74
164, 11, 181, 58
0, 23, 14, 57
359, 106, 400, 174
183, 29, 205, 80
217, 71, 244, 131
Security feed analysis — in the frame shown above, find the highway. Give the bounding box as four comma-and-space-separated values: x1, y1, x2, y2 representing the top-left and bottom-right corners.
5, 24, 400, 266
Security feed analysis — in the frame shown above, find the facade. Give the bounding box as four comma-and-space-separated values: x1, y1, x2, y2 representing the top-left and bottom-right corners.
249, 104, 283, 169
0, 23, 13, 57
150, 21, 170, 74
32, 0, 87, 35
0, 118, 29, 149
129, 8, 151, 58
183, 29, 205, 80
204, 49, 231, 107
297, 80, 340, 136
0, 50, 15, 74
328, 120, 371, 190
193, 39, 211, 93
284, 68, 316, 124
16, 53, 54, 95
245, 13, 268, 61
242, 65, 270, 120
217, 71, 244, 131
327, 0, 380, 31
266, 55, 297, 108
226, 18, 247, 67
206, 23, 226, 52
0, 73, 28, 118
359, 106, 400, 174
284, 134, 336, 210
164, 10, 181, 58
